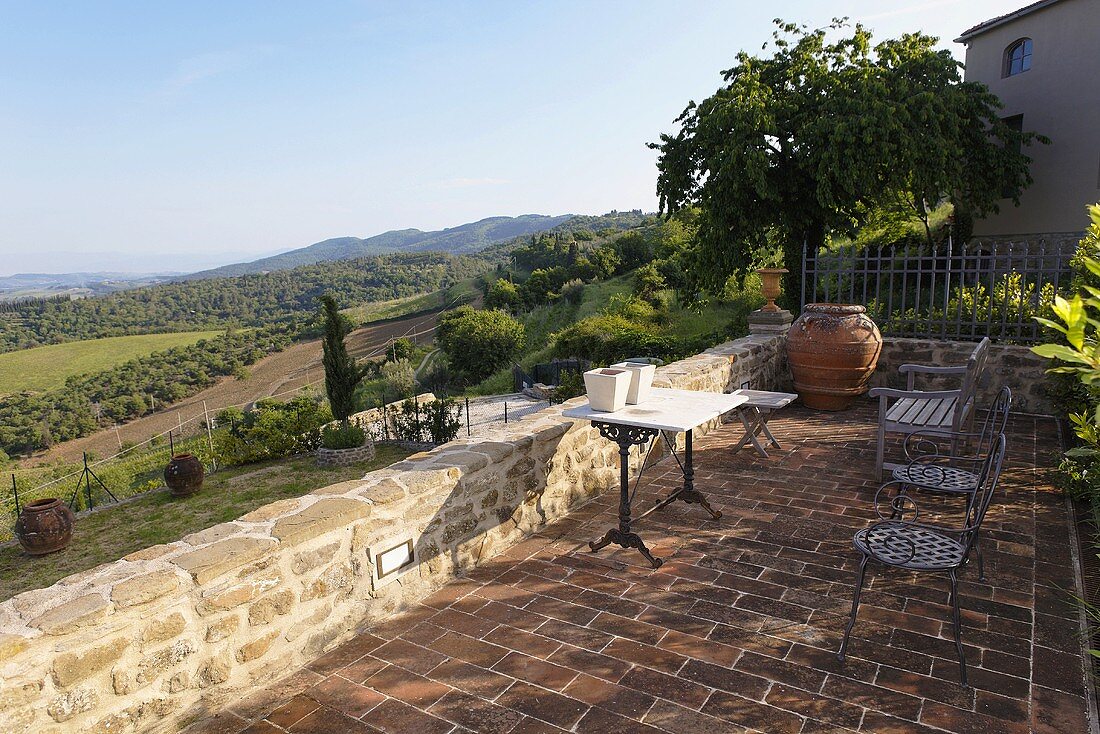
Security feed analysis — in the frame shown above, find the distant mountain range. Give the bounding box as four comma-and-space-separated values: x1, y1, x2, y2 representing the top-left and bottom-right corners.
0, 272, 181, 302
178, 214, 575, 281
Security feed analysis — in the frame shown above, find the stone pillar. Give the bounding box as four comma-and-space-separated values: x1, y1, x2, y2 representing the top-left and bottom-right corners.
747, 308, 794, 336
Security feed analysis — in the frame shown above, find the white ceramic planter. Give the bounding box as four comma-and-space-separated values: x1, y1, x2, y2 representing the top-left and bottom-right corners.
583, 368, 631, 412
611, 361, 656, 404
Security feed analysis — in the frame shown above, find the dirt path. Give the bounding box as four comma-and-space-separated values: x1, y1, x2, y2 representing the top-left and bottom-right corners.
30, 309, 446, 465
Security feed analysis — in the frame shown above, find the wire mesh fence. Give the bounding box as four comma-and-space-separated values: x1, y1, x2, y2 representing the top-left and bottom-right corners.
801, 237, 1076, 344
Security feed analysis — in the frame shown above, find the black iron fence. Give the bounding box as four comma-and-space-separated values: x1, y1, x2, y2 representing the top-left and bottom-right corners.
801, 237, 1076, 343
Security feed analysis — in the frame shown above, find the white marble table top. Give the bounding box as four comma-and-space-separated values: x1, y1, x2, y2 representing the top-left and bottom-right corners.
562, 388, 748, 432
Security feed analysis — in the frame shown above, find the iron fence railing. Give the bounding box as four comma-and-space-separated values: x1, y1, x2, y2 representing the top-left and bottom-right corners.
801, 237, 1076, 344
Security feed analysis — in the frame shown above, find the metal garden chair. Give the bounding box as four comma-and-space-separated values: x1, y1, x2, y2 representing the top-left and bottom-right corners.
888, 386, 1012, 580
836, 433, 1007, 686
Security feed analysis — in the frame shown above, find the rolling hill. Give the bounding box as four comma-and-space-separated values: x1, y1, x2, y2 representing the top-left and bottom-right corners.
181, 214, 575, 280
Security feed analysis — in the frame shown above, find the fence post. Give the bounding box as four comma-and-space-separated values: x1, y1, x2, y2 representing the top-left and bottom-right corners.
504, 401, 508, 424
465, 397, 471, 436
11, 474, 19, 515
114, 424, 123, 450
203, 400, 216, 472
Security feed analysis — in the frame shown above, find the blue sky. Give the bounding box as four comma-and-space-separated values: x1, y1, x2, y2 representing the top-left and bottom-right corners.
0, 0, 1017, 275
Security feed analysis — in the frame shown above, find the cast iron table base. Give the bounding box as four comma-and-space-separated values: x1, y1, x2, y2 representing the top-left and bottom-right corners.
587, 422, 720, 569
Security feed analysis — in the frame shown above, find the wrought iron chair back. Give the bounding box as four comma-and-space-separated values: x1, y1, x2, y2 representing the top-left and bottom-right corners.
958, 432, 1007, 556
839, 433, 1007, 686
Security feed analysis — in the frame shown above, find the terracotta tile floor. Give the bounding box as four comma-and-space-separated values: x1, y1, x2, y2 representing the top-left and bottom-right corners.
222, 403, 1091, 733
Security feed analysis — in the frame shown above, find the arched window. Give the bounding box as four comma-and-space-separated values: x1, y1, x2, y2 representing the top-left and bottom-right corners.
1004, 38, 1032, 77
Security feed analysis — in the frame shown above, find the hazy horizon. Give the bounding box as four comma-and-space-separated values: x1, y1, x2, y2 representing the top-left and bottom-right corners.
0, 0, 1019, 276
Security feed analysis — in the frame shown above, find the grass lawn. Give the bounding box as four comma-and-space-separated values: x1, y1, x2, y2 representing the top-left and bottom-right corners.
0, 443, 413, 601
0, 330, 223, 395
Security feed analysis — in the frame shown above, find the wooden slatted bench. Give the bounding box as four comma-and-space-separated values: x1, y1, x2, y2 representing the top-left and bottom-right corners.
869, 337, 989, 479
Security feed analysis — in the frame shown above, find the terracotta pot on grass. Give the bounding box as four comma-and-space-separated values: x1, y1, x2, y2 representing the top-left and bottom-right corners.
787, 304, 882, 411
15, 498, 75, 555
165, 453, 204, 497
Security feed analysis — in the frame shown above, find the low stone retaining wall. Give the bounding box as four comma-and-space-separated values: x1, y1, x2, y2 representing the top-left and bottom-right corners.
315, 442, 375, 468
0, 334, 785, 734
870, 337, 1055, 415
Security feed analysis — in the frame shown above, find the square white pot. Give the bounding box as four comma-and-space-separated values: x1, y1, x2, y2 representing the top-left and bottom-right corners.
611, 361, 657, 404
583, 368, 631, 412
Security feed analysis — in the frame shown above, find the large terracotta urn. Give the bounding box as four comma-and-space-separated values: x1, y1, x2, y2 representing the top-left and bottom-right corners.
787, 304, 882, 411
164, 453, 204, 497
15, 498, 75, 555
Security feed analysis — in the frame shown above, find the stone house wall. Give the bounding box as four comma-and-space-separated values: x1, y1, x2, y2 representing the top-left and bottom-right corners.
870, 337, 1056, 415
0, 334, 784, 734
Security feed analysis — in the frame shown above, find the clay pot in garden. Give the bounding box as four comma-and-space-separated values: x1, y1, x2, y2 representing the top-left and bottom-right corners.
757, 268, 789, 312
164, 453, 205, 497
15, 498, 75, 555
787, 304, 882, 411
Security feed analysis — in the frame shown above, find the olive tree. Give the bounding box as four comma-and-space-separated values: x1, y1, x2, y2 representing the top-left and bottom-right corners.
651, 19, 1044, 306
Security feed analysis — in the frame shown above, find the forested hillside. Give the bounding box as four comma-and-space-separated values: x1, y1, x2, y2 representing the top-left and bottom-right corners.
184, 214, 575, 279
0, 253, 487, 352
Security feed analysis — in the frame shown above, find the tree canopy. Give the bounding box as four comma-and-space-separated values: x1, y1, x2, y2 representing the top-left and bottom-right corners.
436, 307, 525, 384
650, 19, 1044, 305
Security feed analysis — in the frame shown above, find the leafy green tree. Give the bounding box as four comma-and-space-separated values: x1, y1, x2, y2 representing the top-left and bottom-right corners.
388, 337, 415, 363
614, 232, 655, 273
651, 19, 1044, 307
437, 307, 526, 383
320, 295, 363, 423
634, 263, 667, 305
485, 278, 522, 311
588, 246, 621, 280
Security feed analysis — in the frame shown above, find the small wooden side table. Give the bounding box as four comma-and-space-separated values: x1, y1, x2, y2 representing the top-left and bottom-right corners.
731, 389, 798, 458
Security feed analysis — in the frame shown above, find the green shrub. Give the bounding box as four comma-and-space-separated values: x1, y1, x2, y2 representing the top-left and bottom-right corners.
437, 307, 525, 383
553, 369, 586, 401
553, 314, 686, 365
560, 279, 585, 305
320, 422, 366, 450
213, 395, 331, 466
422, 398, 462, 444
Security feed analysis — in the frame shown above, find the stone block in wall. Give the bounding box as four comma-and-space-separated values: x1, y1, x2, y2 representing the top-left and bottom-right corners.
47, 687, 97, 723
111, 639, 196, 695
236, 629, 279, 663
29, 594, 110, 635
142, 612, 186, 647
248, 590, 295, 627
110, 569, 181, 608
51, 636, 130, 688
172, 537, 277, 585
271, 498, 372, 547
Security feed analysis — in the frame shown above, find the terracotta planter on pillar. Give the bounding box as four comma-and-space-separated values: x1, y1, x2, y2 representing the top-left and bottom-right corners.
756, 268, 788, 312
786, 304, 882, 411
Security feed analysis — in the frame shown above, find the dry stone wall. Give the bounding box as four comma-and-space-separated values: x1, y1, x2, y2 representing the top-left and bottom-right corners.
0, 334, 784, 734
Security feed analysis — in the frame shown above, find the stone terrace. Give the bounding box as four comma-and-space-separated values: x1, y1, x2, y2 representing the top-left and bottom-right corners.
203, 403, 1091, 734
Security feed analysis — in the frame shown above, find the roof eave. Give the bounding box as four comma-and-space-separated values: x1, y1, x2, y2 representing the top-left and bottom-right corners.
954, 0, 1063, 43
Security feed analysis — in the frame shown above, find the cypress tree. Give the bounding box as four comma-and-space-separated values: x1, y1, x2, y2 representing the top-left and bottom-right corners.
320, 295, 361, 424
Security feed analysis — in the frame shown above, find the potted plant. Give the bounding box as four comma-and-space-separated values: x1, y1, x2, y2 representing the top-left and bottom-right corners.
610, 361, 656, 404
583, 368, 631, 412
317, 422, 374, 466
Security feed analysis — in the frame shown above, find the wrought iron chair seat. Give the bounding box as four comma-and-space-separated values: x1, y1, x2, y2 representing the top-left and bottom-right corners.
853, 521, 966, 570
891, 463, 979, 494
